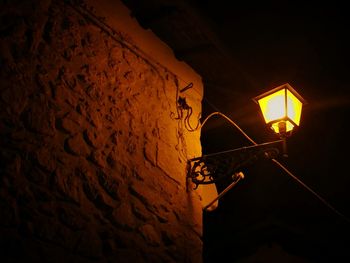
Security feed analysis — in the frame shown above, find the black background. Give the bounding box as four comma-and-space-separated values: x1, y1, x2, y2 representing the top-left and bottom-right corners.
195, 1, 350, 262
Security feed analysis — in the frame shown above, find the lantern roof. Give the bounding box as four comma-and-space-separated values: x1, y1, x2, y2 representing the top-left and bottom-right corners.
252, 83, 307, 105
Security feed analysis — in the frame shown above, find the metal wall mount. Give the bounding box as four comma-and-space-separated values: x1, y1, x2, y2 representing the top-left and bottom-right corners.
187, 140, 283, 190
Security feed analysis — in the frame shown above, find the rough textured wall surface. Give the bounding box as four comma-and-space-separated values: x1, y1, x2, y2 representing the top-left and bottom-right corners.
0, 0, 203, 262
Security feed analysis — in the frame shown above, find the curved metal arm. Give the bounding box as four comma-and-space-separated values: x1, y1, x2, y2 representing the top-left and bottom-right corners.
187, 140, 282, 189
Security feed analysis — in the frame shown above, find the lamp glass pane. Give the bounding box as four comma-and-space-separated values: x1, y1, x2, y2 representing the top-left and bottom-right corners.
287, 89, 303, 126
257, 89, 286, 124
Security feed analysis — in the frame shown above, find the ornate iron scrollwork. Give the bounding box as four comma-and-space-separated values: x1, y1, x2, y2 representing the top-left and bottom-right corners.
187, 141, 281, 189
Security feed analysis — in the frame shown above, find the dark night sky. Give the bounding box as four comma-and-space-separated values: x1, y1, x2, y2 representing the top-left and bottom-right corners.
188, 1, 350, 262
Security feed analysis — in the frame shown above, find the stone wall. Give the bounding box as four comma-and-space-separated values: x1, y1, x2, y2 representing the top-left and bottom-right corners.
0, 0, 203, 262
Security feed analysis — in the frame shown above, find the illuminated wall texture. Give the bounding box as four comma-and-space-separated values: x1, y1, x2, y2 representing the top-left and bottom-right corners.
0, 0, 203, 262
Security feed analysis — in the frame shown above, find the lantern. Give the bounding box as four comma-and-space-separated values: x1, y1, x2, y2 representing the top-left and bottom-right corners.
253, 83, 306, 136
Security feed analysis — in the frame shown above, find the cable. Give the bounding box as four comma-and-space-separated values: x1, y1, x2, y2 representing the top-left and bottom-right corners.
201, 112, 257, 145
201, 111, 350, 224
184, 107, 202, 132
271, 159, 350, 224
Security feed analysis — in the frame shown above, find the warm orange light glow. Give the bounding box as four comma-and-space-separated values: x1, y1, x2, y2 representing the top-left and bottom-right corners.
253, 83, 305, 135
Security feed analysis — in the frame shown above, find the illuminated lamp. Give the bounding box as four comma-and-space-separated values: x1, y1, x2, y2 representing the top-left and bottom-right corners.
187, 83, 306, 211
253, 83, 306, 136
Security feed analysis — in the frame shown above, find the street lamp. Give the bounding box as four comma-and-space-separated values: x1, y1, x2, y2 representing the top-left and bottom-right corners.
253, 83, 306, 136
187, 83, 306, 211
253, 83, 306, 156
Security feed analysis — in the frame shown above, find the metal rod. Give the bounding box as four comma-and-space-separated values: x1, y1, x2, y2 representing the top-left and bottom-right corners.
282, 138, 288, 158
203, 173, 244, 211
180, 82, 193, 93
190, 140, 283, 161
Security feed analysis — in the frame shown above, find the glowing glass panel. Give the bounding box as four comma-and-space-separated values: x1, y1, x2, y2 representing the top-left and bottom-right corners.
257, 89, 286, 124
287, 89, 303, 126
